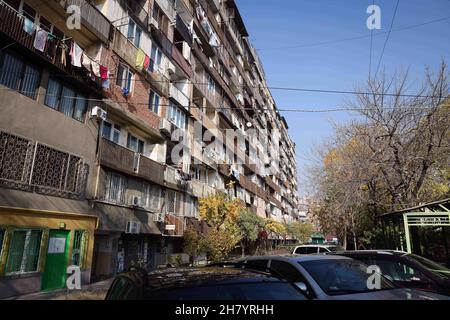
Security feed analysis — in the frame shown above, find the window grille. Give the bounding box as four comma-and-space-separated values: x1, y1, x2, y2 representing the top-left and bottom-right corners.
104, 171, 126, 204
5, 229, 42, 275
71, 230, 85, 267
0, 130, 88, 198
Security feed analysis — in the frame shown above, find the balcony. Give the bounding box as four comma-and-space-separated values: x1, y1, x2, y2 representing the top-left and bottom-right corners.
99, 138, 136, 175
172, 45, 193, 78
146, 65, 170, 96
169, 84, 190, 109
164, 214, 184, 237
265, 176, 281, 193
64, 0, 111, 43
99, 138, 165, 185
0, 3, 101, 90
152, 28, 173, 58
164, 166, 187, 190
155, 0, 176, 22
138, 154, 165, 186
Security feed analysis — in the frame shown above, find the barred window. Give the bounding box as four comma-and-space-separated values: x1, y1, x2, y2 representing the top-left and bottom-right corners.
166, 190, 182, 215
71, 230, 85, 267
0, 51, 41, 99
5, 229, 42, 275
0, 131, 34, 184
144, 183, 161, 211
44, 78, 88, 122
105, 171, 126, 204
31, 144, 84, 194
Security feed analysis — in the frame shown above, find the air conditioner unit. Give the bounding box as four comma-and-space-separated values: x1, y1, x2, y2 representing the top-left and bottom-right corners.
125, 221, 140, 234
159, 118, 172, 135
91, 106, 107, 121
130, 196, 141, 207
182, 42, 191, 60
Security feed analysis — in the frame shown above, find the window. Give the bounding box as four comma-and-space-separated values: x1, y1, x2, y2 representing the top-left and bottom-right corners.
206, 73, 216, 93
166, 190, 182, 215
44, 78, 88, 122
167, 102, 187, 129
186, 196, 199, 217
0, 228, 5, 256
106, 276, 140, 300
116, 63, 134, 92
127, 19, 142, 48
144, 183, 161, 211
127, 133, 144, 153
246, 259, 268, 268
102, 121, 121, 144
149, 90, 160, 115
5, 229, 42, 274
149, 45, 163, 73
0, 52, 41, 99
105, 172, 126, 204
71, 230, 85, 266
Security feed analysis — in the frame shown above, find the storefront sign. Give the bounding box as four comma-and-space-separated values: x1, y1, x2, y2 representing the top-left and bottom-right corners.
165, 225, 176, 231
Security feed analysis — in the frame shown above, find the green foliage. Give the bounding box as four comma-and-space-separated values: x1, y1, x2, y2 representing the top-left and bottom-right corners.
236, 210, 265, 242
285, 221, 315, 243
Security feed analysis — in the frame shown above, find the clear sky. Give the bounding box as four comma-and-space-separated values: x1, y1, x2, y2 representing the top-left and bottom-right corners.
236, 0, 450, 195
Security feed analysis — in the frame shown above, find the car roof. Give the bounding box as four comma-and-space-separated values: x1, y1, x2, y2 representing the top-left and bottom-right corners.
244, 254, 354, 263
144, 267, 282, 291
294, 244, 336, 248
334, 250, 408, 256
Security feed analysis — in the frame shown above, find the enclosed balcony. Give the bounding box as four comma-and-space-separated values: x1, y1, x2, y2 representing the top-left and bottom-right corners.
169, 84, 190, 109
99, 138, 165, 185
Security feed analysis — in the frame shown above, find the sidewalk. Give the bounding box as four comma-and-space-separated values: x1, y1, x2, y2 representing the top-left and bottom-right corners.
4, 278, 114, 300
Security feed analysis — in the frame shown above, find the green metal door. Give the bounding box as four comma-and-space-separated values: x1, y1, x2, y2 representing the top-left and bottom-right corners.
41, 230, 70, 291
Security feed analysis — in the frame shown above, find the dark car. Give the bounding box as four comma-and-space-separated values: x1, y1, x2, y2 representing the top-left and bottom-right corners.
105, 266, 309, 300
332, 250, 450, 296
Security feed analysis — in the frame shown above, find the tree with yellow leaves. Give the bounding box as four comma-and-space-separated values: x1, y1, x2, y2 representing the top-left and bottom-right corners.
198, 192, 244, 262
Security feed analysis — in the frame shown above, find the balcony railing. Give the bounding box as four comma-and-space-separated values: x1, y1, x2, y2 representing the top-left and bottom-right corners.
164, 213, 184, 237
99, 138, 165, 185
155, 0, 176, 22
138, 154, 165, 186
0, 3, 100, 90
169, 84, 190, 109
99, 138, 136, 175
172, 44, 193, 78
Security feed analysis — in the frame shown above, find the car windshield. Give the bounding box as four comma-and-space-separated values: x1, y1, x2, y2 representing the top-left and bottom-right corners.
300, 259, 395, 296
406, 254, 450, 279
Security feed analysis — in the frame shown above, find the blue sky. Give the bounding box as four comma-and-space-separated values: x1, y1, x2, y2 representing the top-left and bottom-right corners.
236, 0, 450, 194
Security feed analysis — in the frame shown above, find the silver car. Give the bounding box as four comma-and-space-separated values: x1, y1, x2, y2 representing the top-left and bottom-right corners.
239, 255, 450, 300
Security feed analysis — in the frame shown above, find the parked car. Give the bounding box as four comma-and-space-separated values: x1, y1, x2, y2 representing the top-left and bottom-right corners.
105, 266, 309, 300
238, 255, 450, 300
292, 244, 338, 255
331, 250, 450, 296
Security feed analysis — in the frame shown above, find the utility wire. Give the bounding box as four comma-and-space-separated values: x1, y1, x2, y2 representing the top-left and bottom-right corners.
369, 0, 375, 77
374, 0, 400, 77
0, 87, 442, 113
257, 14, 448, 51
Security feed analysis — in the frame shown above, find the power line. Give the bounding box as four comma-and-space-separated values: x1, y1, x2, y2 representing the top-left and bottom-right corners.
374, 0, 400, 77
0, 87, 442, 113
257, 14, 449, 51
3, 71, 442, 98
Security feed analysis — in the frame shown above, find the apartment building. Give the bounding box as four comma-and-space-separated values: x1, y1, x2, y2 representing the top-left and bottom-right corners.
0, 0, 299, 297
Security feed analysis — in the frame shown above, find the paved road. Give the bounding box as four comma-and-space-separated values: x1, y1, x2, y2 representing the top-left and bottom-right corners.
4, 278, 114, 300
